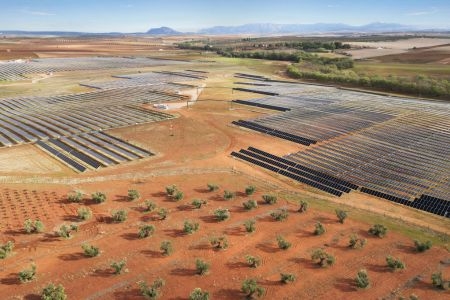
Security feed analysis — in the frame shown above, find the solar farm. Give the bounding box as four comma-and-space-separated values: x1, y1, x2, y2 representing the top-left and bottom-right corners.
231, 76, 450, 218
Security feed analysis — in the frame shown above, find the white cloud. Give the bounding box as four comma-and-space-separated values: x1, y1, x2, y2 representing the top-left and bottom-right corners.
407, 7, 438, 16
327, 4, 340, 8
22, 10, 55, 16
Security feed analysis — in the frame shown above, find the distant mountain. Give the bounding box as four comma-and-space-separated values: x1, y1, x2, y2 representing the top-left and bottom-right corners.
146, 26, 181, 35
198, 22, 418, 35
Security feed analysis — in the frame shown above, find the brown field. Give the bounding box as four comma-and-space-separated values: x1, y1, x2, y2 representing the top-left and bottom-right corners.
0, 37, 449, 299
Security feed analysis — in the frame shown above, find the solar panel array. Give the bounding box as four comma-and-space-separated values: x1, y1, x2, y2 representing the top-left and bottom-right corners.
0, 57, 185, 81
232, 76, 450, 218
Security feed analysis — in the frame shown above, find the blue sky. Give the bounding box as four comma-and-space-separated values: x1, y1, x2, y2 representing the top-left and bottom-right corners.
0, 0, 449, 32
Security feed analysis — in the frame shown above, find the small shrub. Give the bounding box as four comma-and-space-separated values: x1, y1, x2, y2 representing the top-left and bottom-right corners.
24, 219, 44, 234
431, 272, 450, 290
214, 208, 230, 221
262, 194, 277, 204
111, 259, 127, 274
243, 199, 258, 210
67, 190, 83, 203
192, 199, 207, 209
139, 278, 165, 300
195, 259, 210, 275
314, 222, 325, 235
414, 240, 432, 252
348, 234, 367, 249
368, 224, 388, 238
77, 206, 92, 220
210, 236, 228, 250
138, 224, 156, 238
18, 263, 36, 283
128, 189, 140, 201
143, 200, 157, 212
189, 287, 210, 300
280, 273, 296, 284
57, 224, 78, 239
271, 208, 289, 221
207, 183, 219, 192
157, 208, 168, 220
335, 209, 348, 224
298, 200, 308, 212
165, 185, 177, 196
160, 240, 173, 256
111, 209, 128, 223
241, 278, 264, 298
311, 248, 335, 267
223, 190, 236, 200
41, 283, 67, 300
183, 220, 200, 234
82, 243, 100, 257
0, 241, 14, 259
245, 255, 261, 268
355, 269, 370, 288
277, 235, 292, 250
92, 191, 106, 203
386, 256, 405, 271
245, 185, 256, 196
244, 219, 256, 233
173, 190, 184, 201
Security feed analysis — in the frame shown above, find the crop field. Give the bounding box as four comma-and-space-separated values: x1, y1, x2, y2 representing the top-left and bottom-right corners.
0, 37, 449, 300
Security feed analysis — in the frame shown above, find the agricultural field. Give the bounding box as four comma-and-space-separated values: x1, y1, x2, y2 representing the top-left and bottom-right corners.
0, 37, 449, 300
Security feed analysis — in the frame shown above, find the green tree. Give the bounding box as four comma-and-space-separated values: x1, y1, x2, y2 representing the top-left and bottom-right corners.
184, 220, 200, 234
195, 259, 210, 275
128, 189, 140, 201
77, 206, 92, 220
165, 185, 177, 196
414, 240, 432, 252
111, 209, 128, 223
245, 185, 256, 196
192, 199, 207, 209
368, 224, 388, 238
280, 273, 296, 284
143, 200, 157, 212
223, 190, 236, 200
241, 278, 264, 298
111, 259, 127, 275
431, 272, 450, 290
298, 200, 308, 213
57, 224, 78, 239
210, 235, 228, 250
355, 269, 370, 288
18, 263, 36, 283
348, 234, 367, 249
271, 208, 288, 221
207, 183, 219, 192
41, 283, 67, 300
67, 190, 83, 203
82, 243, 100, 257
24, 219, 44, 234
139, 278, 165, 300
245, 255, 261, 268
277, 235, 292, 250
243, 199, 258, 210
0, 241, 14, 259
311, 249, 335, 267
314, 222, 325, 235
189, 288, 210, 300
214, 208, 230, 221
173, 190, 184, 202
138, 224, 156, 238
335, 209, 348, 224
92, 191, 106, 203
386, 256, 405, 271
244, 219, 256, 233
160, 241, 173, 256
157, 208, 168, 220
262, 194, 277, 204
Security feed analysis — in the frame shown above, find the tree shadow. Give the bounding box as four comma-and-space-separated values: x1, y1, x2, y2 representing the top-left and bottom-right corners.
208, 194, 224, 202
261, 278, 283, 286
163, 228, 185, 238
113, 288, 141, 299
194, 188, 210, 194
152, 191, 167, 197
121, 232, 140, 241
91, 268, 113, 278
365, 263, 388, 273
256, 242, 279, 253
141, 249, 164, 258
23, 294, 41, 300
199, 215, 218, 224
223, 226, 245, 236
257, 215, 276, 223
188, 243, 211, 251
288, 257, 317, 270
114, 195, 130, 203
225, 261, 248, 269
229, 206, 247, 213
315, 216, 337, 225
58, 252, 85, 261
62, 215, 79, 222
215, 288, 243, 300
296, 228, 315, 238
0, 273, 20, 285
334, 277, 358, 292
396, 243, 416, 254
41, 233, 61, 243
170, 267, 197, 277
177, 204, 192, 211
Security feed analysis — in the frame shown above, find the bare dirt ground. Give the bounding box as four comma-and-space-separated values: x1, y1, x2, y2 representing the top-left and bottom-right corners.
0, 38, 449, 299
344, 38, 450, 59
